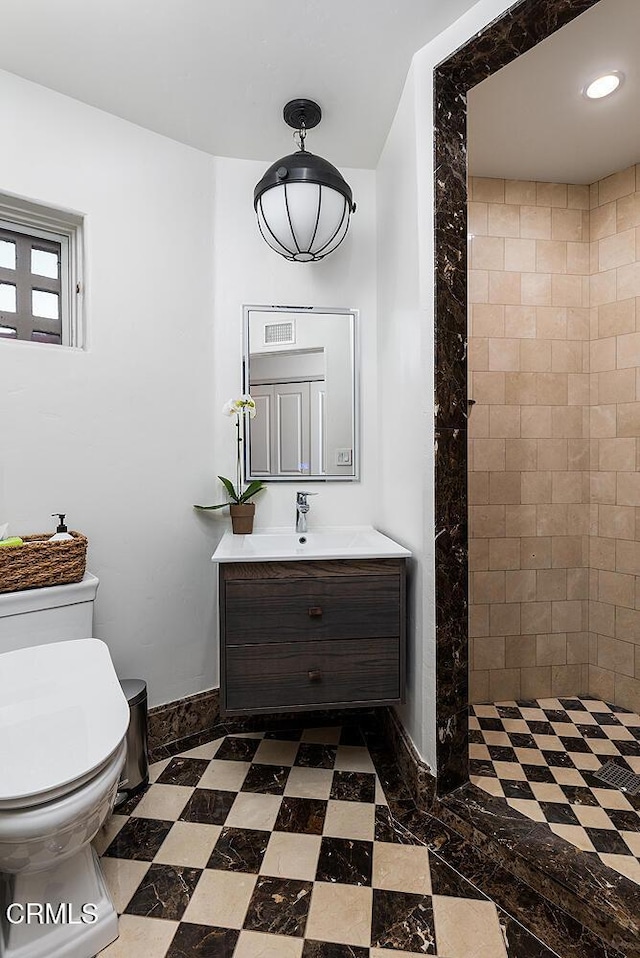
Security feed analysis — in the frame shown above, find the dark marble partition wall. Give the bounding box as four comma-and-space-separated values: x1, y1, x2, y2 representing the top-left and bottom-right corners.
433, 0, 601, 792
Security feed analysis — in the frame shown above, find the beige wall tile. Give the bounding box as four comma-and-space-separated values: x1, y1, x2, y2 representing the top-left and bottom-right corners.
537, 633, 567, 666
521, 536, 552, 569
597, 368, 636, 404
552, 472, 583, 503
490, 603, 521, 636
470, 505, 506, 539
567, 568, 589, 599
506, 504, 537, 537
505, 634, 536, 668
488, 203, 520, 238
590, 472, 616, 505
521, 339, 552, 371
521, 471, 551, 504
471, 235, 505, 270
472, 438, 506, 472
567, 632, 589, 663
471, 177, 505, 204
588, 664, 616, 701
489, 471, 521, 503
615, 606, 640, 645
471, 371, 506, 404
590, 202, 616, 241
590, 536, 616, 571
474, 635, 506, 670
521, 601, 552, 634
469, 537, 489, 571
590, 404, 617, 438
598, 167, 636, 206
615, 540, 640, 576
489, 537, 521, 570
597, 634, 635, 677
537, 569, 567, 601
521, 406, 552, 438
552, 536, 584, 568
489, 405, 521, 438
521, 272, 552, 306
489, 667, 521, 700
552, 208, 583, 242
551, 664, 585, 696
536, 240, 567, 274
469, 669, 490, 703
590, 601, 616, 637
616, 191, 640, 231
536, 308, 567, 340
616, 330, 640, 369
505, 438, 537, 471
568, 184, 590, 210
617, 261, 640, 301
469, 471, 489, 505
567, 242, 590, 275
598, 504, 635, 539
505, 238, 536, 272
552, 600, 584, 632
469, 605, 490, 637
598, 438, 636, 471
505, 372, 537, 405
616, 401, 640, 437
551, 340, 583, 373
504, 305, 537, 339
489, 272, 522, 306
473, 571, 506, 605
599, 229, 636, 271
521, 205, 551, 239
521, 665, 552, 698
617, 472, 640, 506
469, 201, 489, 236
503, 180, 535, 205
613, 673, 640, 712
505, 569, 537, 603
469, 269, 489, 303
598, 569, 635, 609
471, 303, 506, 338
598, 298, 636, 338
590, 268, 617, 306
488, 337, 520, 370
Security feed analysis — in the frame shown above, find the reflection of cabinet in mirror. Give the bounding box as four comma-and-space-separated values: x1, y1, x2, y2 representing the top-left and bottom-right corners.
251, 381, 326, 476
243, 305, 358, 481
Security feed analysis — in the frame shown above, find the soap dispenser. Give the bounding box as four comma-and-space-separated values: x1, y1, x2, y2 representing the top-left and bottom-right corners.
49, 514, 74, 542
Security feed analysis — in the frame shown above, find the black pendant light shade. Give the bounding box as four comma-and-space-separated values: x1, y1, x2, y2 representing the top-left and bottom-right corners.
254, 99, 356, 262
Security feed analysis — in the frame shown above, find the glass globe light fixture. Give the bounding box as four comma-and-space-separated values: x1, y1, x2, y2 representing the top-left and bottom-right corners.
254, 99, 356, 262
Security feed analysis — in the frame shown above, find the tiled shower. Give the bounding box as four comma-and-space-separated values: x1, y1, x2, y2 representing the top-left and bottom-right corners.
468, 165, 640, 714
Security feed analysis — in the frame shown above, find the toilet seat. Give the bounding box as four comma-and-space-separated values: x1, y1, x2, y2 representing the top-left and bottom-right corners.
0, 638, 129, 808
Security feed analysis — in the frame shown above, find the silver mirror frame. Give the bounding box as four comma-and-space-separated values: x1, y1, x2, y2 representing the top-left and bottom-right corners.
242, 304, 360, 482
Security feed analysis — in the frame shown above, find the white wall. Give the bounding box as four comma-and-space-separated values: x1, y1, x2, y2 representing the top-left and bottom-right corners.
0, 68, 378, 709
0, 69, 219, 707
201, 156, 377, 532
376, 0, 524, 770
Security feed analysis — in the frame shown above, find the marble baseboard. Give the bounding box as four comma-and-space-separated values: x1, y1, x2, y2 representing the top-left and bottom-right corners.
370, 713, 639, 958
379, 708, 436, 811
148, 687, 221, 756
147, 686, 378, 762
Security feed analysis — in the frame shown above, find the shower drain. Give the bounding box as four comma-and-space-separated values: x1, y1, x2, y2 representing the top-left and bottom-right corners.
593, 761, 640, 795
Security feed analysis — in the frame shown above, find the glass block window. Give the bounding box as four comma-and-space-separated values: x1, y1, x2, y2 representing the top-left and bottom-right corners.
0, 197, 83, 348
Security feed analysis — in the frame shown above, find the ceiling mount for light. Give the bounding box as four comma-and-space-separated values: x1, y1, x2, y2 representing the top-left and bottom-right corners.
583, 72, 624, 100
254, 98, 356, 263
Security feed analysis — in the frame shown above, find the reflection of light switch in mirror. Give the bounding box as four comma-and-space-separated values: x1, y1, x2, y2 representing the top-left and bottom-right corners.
335, 448, 352, 466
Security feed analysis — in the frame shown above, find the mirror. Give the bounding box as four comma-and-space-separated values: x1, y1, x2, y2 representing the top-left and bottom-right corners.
243, 305, 359, 481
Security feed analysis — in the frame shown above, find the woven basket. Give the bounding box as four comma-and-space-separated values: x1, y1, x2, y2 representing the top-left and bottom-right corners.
0, 532, 88, 594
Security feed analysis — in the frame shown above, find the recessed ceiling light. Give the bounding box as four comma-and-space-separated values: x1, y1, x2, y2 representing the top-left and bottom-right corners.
583, 72, 623, 100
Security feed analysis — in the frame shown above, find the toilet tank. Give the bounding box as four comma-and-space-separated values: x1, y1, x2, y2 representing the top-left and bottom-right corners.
0, 573, 99, 653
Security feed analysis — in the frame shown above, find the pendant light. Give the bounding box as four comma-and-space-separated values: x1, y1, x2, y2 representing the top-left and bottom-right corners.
254, 99, 356, 262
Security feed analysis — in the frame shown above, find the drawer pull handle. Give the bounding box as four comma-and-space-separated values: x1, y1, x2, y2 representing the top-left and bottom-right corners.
308, 606, 323, 618
308, 669, 322, 682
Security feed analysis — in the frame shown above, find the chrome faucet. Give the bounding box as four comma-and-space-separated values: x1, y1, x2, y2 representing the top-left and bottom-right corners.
296, 491, 317, 533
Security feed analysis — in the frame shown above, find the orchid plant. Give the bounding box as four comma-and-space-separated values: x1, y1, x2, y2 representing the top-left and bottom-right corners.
195, 395, 266, 510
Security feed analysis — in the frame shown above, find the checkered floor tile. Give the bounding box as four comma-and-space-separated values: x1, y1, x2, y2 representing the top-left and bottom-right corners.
95, 725, 551, 957
470, 697, 640, 885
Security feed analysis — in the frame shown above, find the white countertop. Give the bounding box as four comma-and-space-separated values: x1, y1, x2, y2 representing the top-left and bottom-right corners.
211, 526, 411, 563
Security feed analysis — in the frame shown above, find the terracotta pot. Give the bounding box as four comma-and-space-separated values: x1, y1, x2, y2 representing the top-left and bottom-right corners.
229, 503, 255, 535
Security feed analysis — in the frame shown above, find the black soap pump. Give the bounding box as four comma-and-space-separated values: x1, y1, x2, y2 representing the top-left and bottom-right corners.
49, 514, 73, 542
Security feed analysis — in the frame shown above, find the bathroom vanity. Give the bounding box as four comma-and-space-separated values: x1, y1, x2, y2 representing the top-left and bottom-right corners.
212, 528, 409, 715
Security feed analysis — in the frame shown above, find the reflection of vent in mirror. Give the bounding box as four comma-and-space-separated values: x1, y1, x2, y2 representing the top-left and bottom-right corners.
264, 321, 295, 345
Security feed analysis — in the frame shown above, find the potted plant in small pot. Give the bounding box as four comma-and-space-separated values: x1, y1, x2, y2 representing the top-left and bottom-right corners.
195, 396, 265, 534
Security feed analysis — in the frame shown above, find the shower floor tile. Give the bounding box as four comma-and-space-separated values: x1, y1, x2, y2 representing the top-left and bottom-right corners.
97, 726, 556, 957
470, 697, 640, 884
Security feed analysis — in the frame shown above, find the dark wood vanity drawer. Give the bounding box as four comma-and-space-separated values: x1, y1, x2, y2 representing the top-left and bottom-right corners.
224, 637, 400, 712
224, 575, 400, 645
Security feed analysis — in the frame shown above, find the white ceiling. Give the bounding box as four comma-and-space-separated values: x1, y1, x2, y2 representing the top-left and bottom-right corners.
468, 0, 640, 184
0, 0, 478, 170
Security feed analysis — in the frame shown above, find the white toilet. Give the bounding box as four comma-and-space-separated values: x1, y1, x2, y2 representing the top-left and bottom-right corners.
0, 576, 130, 958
